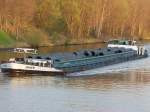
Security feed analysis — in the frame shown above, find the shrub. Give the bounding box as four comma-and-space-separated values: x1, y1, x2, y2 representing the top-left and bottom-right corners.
0, 30, 15, 47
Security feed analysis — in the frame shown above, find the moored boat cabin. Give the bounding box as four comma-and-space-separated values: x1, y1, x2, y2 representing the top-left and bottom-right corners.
13, 48, 38, 54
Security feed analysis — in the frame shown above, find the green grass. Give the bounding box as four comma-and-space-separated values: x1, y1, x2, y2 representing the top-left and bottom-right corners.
0, 30, 15, 47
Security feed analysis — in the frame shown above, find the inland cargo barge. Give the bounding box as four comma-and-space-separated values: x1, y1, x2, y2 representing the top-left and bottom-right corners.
0, 40, 148, 75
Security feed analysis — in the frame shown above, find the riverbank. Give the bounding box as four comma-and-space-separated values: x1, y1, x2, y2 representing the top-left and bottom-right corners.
0, 30, 106, 48
0, 39, 105, 48
1, 30, 149, 48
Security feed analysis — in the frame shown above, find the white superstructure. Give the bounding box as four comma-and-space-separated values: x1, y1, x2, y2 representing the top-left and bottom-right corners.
108, 40, 138, 51
108, 40, 146, 55
0, 58, 62, 74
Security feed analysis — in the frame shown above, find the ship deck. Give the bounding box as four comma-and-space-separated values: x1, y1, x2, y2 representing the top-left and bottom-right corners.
29, 47, 134, 63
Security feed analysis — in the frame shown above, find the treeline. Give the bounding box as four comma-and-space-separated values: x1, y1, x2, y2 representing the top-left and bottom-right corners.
0, 0, 150, 45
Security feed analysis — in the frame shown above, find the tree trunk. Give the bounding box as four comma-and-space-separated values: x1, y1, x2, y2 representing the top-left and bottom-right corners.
97, 0, 108, 38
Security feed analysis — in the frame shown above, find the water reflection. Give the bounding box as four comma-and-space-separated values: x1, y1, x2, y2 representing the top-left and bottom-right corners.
1, 70, 150, 112
1, 70, 149, 91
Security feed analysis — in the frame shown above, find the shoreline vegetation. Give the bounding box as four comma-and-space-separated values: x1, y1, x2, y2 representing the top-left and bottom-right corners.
0, 30, 106, 48
0, 29, 150, 48
0, 0, 150, 48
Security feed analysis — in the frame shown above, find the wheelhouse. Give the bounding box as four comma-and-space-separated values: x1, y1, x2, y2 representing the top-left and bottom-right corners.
108, 40, 136, 46
108, 40, 138, 51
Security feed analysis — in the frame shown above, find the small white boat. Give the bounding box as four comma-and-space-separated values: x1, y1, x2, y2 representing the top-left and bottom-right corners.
13, 48, 38, 54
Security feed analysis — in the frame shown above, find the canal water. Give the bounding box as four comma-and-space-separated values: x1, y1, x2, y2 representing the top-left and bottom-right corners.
0, 43, 150, 112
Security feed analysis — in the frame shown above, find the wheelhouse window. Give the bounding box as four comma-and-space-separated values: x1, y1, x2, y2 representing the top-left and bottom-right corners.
108, 40, 119, 44
108, 40, 130, 45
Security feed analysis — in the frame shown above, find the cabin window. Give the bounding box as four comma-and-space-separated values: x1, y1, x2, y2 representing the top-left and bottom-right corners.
123, 42, 126, 45
120, 41, 128, 45
108, 40, 119, 44
45, 63, 48, 67
44, 62, 50, 67
35, 63, 39, 66
40, 63, 44, 67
